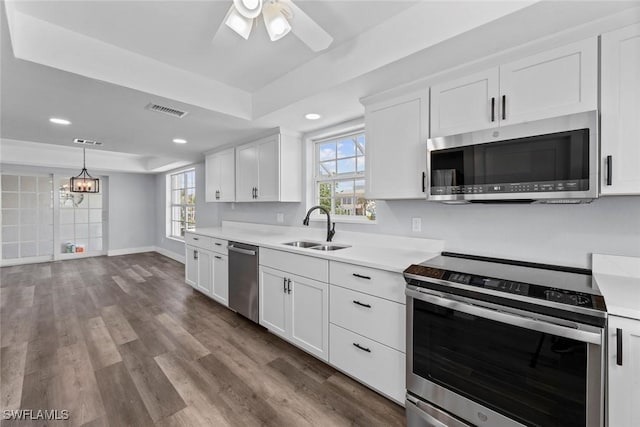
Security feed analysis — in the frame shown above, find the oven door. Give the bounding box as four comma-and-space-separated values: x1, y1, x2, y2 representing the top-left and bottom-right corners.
406, 286, 604, 427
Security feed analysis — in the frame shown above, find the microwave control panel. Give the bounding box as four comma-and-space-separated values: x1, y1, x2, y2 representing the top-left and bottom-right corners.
431, 179, 589, 195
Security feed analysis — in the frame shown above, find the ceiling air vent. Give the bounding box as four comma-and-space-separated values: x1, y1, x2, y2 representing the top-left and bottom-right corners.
73, 138, 103, 146
145, 103, 188, 118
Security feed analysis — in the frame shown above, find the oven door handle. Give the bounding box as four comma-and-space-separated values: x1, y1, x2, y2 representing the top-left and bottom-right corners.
406, 288, 602, 345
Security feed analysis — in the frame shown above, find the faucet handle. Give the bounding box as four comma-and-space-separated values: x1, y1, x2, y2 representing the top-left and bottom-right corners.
328, 222, 336, 242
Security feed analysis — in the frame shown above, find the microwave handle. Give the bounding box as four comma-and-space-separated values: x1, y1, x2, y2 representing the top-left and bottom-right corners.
406, 287, 602, 345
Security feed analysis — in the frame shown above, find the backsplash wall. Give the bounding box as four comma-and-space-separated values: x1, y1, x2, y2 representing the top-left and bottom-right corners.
217, 196, 640, 268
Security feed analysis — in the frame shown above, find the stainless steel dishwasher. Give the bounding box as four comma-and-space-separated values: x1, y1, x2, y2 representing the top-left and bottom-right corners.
227, 241, 259, 323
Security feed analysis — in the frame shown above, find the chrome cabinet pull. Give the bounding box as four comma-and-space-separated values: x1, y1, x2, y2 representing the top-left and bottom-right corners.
283, 277, 287, 293
421, 171, 426, 193
606, 156, 613, 186
353, 343, 371, 353
287, 278, 291, 294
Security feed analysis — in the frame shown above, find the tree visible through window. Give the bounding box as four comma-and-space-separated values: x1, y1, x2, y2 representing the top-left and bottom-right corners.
168, 169, 195, 238
315, 131, 375, 220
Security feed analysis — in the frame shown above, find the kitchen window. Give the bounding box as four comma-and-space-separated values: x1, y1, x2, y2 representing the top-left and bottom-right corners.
167, 169, 195, 239
314, 131, 376, 221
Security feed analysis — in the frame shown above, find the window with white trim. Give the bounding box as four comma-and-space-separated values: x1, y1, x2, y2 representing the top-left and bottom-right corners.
167, 169, 195, 239
314, 131, 376, 221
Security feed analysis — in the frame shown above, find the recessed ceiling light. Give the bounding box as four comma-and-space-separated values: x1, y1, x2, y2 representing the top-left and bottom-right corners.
49, 117, 71, 125
173, 138, 188, 144
305, 113, 321, 120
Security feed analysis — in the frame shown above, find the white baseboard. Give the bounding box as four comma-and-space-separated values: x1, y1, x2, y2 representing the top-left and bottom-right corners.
154, 246, 185, 264
0, 256, 53, 267
107, 246, 155, 257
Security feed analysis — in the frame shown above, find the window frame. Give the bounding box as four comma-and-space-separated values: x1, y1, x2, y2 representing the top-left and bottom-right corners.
166, 168, 196, 241
311, 128, 376, 223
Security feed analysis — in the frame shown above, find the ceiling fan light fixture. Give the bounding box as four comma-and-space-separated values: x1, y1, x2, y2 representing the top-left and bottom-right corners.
263, 3, 291, 41
225, 6, 254, 40
233, 0, 263, 19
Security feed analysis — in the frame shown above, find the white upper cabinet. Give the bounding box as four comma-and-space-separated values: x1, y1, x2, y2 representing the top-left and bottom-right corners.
601, 23, 640, 196
364, 89, 429, 199
430, 37, 597, 137
205, 147, 235, 202
430, 68, 499, 137
499, 37, 597, 126
235, 132, 301, 202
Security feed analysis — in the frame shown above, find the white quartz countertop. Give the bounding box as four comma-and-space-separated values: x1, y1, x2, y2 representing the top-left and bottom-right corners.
593, 254, 640, 320
188, 222, 443, 273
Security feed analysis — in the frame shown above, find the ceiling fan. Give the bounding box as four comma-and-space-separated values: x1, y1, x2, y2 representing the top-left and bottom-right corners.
213, 0, 333, 52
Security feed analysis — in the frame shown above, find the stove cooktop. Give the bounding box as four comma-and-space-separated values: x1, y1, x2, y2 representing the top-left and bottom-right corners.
404, 252, 607, 326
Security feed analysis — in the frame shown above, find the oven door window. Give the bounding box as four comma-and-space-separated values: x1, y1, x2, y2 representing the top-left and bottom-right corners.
413, 300, 587, 427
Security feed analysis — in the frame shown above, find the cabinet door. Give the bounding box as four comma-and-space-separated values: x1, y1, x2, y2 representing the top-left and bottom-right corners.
289, 274, 329, 361
365, 90, 429, 199
205, 153, 220, 203
259, 266, 288, 339
218, 148, 236, 202
236, 143, 257, 202
185, 245, 198, 288
256, 136, 280, 202
608, 315, 640, 427
430, 68, 499, 137
601, 23, 640, 196
499, 38, 597, 126
212, 254, 228, 306
196, 250, 213, 296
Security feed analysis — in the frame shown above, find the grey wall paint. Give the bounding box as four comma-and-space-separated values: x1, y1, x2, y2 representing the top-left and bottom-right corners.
107, 173, 156, 250
0, 163, 157, 251
152, 158, 640, 268
214, 197, 640, 268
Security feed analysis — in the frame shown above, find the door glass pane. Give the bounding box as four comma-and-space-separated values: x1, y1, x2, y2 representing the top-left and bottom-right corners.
412, 300, 587, 427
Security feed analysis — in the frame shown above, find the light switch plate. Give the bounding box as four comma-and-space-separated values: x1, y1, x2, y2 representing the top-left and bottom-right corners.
276, 213, 284, 224
412, 217, 422, 232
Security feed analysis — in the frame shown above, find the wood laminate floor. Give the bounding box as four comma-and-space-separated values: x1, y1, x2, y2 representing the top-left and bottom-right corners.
0, 253, 405, 427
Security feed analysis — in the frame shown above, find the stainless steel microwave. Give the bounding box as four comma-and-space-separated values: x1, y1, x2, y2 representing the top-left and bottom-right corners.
426, 111, 598, 203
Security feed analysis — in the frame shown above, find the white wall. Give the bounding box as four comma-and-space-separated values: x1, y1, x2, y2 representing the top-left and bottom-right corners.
0, 163, 157, 253
107, 173, 156, 251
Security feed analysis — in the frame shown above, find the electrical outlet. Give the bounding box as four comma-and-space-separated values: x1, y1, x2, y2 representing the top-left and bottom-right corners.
276, 212, 284, 224
412, 217, 422, 232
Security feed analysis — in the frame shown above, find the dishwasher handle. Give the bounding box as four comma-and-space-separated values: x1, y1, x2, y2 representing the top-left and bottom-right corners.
227, 245, 257, 256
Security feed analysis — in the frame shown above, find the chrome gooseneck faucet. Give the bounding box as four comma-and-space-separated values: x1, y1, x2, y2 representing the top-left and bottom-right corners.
303, 205, 335, 242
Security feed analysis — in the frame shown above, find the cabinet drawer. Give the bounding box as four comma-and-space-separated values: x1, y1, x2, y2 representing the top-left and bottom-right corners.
329, 261, 405, 304
329, 323, 405, 404
330, 285, 405, 352
185, 233, 213, 248
211, 238, 228, 255
260, 248, 328, 282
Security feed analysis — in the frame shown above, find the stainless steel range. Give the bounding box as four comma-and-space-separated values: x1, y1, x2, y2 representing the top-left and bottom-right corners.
404, 252, 607, 427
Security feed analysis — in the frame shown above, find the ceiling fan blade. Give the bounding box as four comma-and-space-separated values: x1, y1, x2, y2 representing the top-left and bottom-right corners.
213, 4, 254, 43
282, 0, 333, 52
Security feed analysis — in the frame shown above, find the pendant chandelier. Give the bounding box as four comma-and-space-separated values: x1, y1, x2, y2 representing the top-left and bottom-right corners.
70, 148, 100, 193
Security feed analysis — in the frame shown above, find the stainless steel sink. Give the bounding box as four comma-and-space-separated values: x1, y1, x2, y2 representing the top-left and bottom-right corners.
283, 241, 321, 248
282, 241, 351, 251
309, 244, 351, 251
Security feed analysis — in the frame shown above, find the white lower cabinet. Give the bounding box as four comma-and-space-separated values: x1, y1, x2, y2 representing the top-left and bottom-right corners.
329, 323, 405, 404
184, 233, 229, 307
608, 315, 640, 427
211, 253, 228, 306
185, 245, 198, 288
196, 249, 213, 296
259, 265, 329, 361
